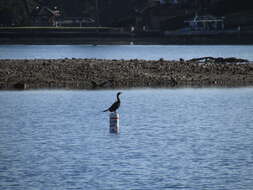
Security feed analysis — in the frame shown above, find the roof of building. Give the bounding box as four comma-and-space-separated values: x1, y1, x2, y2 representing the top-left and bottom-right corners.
185, 15, 224, 23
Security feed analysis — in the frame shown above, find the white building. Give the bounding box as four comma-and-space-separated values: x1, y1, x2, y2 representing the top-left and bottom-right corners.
185, 15, 225, 31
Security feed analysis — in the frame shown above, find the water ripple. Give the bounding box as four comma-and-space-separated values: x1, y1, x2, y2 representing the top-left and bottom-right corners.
0, 88, 253, 190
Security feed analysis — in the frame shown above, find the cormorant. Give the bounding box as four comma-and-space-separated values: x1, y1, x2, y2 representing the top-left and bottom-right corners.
103, 92, 122, 112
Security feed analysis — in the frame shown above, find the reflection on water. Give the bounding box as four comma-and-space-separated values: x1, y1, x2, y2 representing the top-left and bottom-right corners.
1, 45, 253, 60
0, 88, 253, 190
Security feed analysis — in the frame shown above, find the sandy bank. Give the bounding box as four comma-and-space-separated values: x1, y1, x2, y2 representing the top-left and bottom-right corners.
0, 58, 253, 90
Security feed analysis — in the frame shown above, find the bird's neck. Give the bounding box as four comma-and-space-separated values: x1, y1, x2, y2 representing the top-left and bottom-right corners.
117, 95, 120, 102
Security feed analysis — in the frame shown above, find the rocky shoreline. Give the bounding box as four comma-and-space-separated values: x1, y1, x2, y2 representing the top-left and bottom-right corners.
0, 57, 253, 90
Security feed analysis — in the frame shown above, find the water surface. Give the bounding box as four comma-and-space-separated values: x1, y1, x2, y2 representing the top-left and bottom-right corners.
1, 45, 253, 60
0, 88, 253, 190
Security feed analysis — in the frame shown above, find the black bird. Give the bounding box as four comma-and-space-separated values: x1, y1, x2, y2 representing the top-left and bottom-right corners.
103, 92, 122, 112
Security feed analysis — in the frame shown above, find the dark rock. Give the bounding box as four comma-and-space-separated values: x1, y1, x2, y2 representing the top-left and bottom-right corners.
170, 77, 177, 87
179, 58, 184, 62
189, 57, 248, 63
91, 80, 113, 89
159, 58, 164, 62
13, 82, 26, 90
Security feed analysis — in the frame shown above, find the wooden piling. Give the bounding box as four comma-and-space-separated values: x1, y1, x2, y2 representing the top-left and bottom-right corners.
109, 112, 119, 133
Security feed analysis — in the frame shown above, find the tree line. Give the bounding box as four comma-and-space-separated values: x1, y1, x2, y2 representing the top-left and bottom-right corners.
0, 0, 252, 27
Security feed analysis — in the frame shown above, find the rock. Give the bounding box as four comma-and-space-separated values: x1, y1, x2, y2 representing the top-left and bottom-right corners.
189, 57, 249, 63
179, 58, 184, 62
13, 82, 26, 90
159, 58, 164, 62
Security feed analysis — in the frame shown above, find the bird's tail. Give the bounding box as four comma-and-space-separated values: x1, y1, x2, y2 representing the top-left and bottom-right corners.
102, 109, 109, 112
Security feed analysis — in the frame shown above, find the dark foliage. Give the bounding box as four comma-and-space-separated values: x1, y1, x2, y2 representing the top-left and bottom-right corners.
0, 0, 252, 27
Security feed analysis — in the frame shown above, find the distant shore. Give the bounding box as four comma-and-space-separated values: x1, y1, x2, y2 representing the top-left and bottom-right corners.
0, 57, 252, 90
1, 27, 253, 44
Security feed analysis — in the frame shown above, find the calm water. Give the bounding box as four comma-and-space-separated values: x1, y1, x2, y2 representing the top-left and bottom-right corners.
1, 45, 253, 60
0, 88, 253, 190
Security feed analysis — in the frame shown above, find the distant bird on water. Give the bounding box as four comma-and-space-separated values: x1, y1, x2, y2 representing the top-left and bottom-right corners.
103, 92, 122, 112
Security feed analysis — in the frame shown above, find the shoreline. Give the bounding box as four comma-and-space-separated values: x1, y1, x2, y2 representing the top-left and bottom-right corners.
0, 58, 253, 90
1, 36, 253, 45
1, 28, 253, 45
